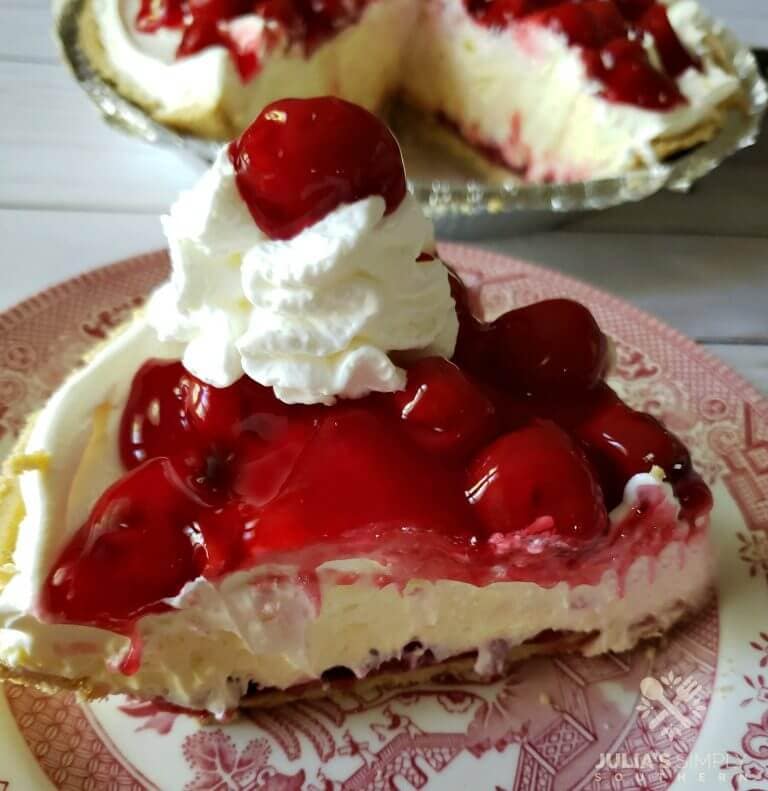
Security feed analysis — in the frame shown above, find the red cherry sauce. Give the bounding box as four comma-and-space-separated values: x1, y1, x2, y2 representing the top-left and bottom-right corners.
135, 0, 372, 80
228, 97, 407, 239
465, 0, 699, 110
41, 280, 712, 636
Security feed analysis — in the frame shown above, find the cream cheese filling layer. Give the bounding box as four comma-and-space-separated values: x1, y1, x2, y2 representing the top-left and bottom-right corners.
0, 313, 712, 716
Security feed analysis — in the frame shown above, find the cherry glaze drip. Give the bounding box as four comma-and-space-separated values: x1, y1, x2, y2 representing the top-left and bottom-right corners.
465, 0, 699, 110
135, 0, 371, 80
41, 282, 712, 632
228, 97, 407, 240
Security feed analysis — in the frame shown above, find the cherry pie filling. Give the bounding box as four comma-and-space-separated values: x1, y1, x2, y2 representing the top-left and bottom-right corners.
135, 0, 699, 110
40, 98, 712, 635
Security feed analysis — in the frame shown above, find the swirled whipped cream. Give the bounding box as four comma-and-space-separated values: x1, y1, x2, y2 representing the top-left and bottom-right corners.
147, 150, 458, 404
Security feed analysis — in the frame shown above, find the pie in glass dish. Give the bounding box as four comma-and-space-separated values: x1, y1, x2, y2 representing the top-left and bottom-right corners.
0, 97, 713, 718
79, 0, 743, 181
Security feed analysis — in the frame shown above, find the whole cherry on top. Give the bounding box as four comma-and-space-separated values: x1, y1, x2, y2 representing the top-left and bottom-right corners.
229, 97, 408, 240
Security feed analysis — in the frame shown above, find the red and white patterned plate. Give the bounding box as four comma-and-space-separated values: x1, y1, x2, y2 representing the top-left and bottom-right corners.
0, 246, 767, 791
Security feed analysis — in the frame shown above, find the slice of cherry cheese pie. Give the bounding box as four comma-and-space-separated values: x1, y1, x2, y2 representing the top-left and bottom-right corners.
0, 98, 713, 718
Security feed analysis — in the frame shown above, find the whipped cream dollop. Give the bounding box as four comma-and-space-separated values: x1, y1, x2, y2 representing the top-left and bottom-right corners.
148, 150, 458, 404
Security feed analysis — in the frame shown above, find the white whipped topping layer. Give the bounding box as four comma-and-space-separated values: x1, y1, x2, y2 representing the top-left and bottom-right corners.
148, 150, 457, 404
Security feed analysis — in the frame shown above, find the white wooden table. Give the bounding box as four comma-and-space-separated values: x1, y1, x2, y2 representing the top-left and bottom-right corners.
1, 0, 767, 391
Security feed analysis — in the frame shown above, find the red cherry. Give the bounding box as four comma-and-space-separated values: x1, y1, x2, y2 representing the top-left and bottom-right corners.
231, 420, 317, 505
613, 0, 654, 22
392, 357, 497, 456
637, 4, 700, 78
571, 387, 692, 508
257, 407, 473, 541
42, 458, 204, 626
586, 38, 685, 109
487, 299, 609, 395
530, 1, 627, 48
466, 420, 608, 542
468, 0, 559, 27
196, 500, 259, 578
228, 97, 407, 240
119, 360, 246, 469
119, 360, 192, 469
180, 374, 244, 447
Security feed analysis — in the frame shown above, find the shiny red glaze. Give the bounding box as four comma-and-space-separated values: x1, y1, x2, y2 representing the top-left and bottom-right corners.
119, 359, 244, 469
390, 357, 498, 457
586, 39, 685, 110
529, 1, 627, 49
252, 407, 475, 552
570, 384, 692, 508
229, 97, 407, 240
464, 0, 692, 110
41, 458, 205, 626
43, 278, 711, 632
466, 420, 609, 541
485, 299, 609, 396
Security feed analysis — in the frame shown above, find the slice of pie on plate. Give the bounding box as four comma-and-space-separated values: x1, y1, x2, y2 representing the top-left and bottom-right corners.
0, 97, 713, 718
78, 0, 743, 180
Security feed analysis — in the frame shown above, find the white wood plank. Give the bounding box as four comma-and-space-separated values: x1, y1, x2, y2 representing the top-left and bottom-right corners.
0, 61, 204, 213
478, 233, 768, 343
704, 344, 768, 393
0, 209, 164, 310
0, 0, 58, 63
699, 0, 768, 46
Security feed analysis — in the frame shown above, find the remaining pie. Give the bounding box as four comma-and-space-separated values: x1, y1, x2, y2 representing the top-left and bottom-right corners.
79, 0, 742, 180
0, 97, 713, 717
